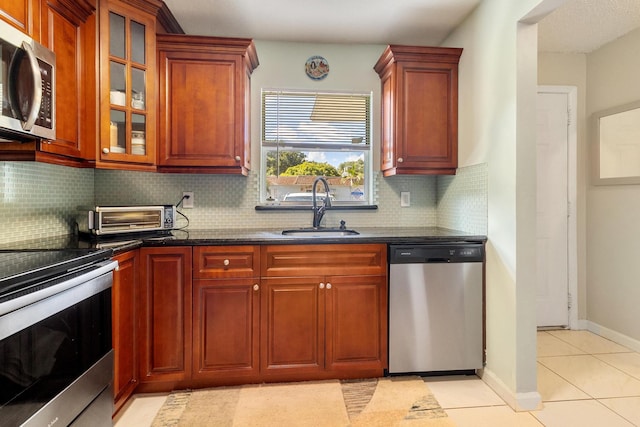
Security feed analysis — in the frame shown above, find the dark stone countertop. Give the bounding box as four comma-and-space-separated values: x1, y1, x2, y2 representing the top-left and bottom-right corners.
1, 227, 487, 254
142, 227, 487, 247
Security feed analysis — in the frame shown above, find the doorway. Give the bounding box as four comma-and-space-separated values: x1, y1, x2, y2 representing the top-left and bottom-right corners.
536, 86, 577, 328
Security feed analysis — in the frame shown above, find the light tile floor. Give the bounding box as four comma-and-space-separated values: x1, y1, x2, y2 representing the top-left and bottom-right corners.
114, 330, 640, 426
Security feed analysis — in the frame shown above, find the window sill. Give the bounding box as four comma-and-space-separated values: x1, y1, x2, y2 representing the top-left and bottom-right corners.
255, 204, 378, 211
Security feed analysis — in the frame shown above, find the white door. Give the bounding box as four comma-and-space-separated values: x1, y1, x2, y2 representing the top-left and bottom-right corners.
536, 90, 572, 327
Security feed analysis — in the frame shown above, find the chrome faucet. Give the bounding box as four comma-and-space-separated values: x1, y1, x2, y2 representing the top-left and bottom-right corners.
312, 176, 332, 228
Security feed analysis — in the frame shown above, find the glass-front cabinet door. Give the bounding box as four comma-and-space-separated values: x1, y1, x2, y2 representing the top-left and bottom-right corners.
99, 0, 156, 168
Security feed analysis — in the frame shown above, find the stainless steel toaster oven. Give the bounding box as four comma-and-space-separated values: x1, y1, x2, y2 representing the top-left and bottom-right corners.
76, 205, 176, 235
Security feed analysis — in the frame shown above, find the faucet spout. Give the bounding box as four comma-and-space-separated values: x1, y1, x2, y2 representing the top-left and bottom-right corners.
312, 177, 332, 228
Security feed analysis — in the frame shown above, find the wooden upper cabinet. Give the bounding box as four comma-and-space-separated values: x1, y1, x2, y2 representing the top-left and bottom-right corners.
39, 0, 96, 164
97, 0, 160, 170
374, 45, 462, 176
156, 35, 259, 174
0, 0, 95, 166
0, 0, 40, 39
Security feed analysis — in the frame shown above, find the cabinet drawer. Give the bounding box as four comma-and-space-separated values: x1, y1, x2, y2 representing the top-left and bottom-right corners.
194, 246, 260, 278
261, 244, 387, 277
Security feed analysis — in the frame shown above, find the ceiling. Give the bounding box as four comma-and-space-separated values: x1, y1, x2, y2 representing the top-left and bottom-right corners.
538, 0, 640, 53
162, 0, 640, 53
161, 0, 482, 45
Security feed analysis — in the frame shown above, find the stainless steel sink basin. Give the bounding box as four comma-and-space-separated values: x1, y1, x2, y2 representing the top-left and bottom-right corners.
282, 228, 360, 237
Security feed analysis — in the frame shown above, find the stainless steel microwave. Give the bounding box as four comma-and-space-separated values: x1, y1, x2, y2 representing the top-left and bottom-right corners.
0, 19, 56, 141
76, 206, 177, 235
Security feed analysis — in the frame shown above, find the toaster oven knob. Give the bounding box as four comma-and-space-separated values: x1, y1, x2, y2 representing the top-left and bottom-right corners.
235, 156, 241, 162
102, 148, 109, 154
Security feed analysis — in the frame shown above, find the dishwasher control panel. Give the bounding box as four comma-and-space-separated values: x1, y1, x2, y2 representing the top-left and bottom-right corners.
389, 243, 484, 263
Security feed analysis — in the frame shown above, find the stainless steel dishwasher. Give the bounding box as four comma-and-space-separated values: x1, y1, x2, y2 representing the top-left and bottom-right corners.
388, 242, 484, 374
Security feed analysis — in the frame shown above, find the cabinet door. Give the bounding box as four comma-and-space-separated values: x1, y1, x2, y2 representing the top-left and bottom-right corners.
396, 60, 457, 172
98, 0, 156, 169
138, 247, 192, 383
111, 250, 138, 413
39, 1, 96, 162
192, 279, 260, 380
325, 275, 388, 372
261, 277, 324, 376
158, 51, 240, 168
0, 0, 39, 38
156, 35, 257, 174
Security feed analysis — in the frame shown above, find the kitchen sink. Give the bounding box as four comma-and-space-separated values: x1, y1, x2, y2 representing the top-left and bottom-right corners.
281, 228, 360, 237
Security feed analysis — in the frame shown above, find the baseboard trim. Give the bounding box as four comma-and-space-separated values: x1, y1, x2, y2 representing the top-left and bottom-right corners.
479, 368, 542, 411
586, 321, 640, 352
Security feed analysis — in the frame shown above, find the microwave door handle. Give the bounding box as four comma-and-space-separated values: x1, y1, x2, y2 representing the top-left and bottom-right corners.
19, 42, 43, 131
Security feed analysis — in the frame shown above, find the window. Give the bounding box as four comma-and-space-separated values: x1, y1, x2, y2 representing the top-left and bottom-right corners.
261, 90, 372, 205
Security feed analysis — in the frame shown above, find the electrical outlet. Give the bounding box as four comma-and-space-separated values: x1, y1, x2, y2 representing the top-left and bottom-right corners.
400, 191, 410, 207
182, 191, 194, 208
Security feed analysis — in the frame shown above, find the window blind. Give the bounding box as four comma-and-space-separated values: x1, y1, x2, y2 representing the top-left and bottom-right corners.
262, 90, 371, 148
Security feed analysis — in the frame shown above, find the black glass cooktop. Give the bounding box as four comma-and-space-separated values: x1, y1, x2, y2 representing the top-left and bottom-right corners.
0, 248, 112, 301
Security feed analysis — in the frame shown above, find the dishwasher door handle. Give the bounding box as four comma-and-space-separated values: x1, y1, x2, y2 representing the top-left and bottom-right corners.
426, 257, 451, 263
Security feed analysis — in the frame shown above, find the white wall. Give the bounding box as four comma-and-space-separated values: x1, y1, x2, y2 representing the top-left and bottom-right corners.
250, 41, 385, 172
537, 52, 588, 320
586, 27, 640, 343
442, 0, 558, 410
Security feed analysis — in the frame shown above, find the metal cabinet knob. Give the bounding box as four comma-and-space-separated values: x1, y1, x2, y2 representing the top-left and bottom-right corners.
102, 148, 109, 154
223, 259, 230, 266
319, 283, 325, 289
397, 157, 404, 163
235, 155, 241, 161
253, 284, 259, 291
326, 283, 332, 290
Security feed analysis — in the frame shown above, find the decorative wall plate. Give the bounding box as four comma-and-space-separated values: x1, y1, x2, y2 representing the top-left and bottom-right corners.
305, 56, 329, 80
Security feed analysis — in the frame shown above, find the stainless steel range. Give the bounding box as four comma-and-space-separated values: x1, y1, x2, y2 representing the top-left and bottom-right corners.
0, 248, 117, 427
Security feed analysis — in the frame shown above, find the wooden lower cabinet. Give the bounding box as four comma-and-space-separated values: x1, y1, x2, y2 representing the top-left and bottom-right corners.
111, 249, 138, 414
131, 243, 387, 396
138, 247, 192, 387
261, 276, 325, 376
261, 274, 387, 379
192, 278, 260, 381
261, 244, 388, 380
192, 246, 260, 383
325, 275, 388, 372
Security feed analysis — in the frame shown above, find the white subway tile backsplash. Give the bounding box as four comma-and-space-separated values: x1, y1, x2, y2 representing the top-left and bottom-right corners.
0, 162, 94, 244
436, 163, 488, 235
94, 170, 438, 230
0, 161, 487, 245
